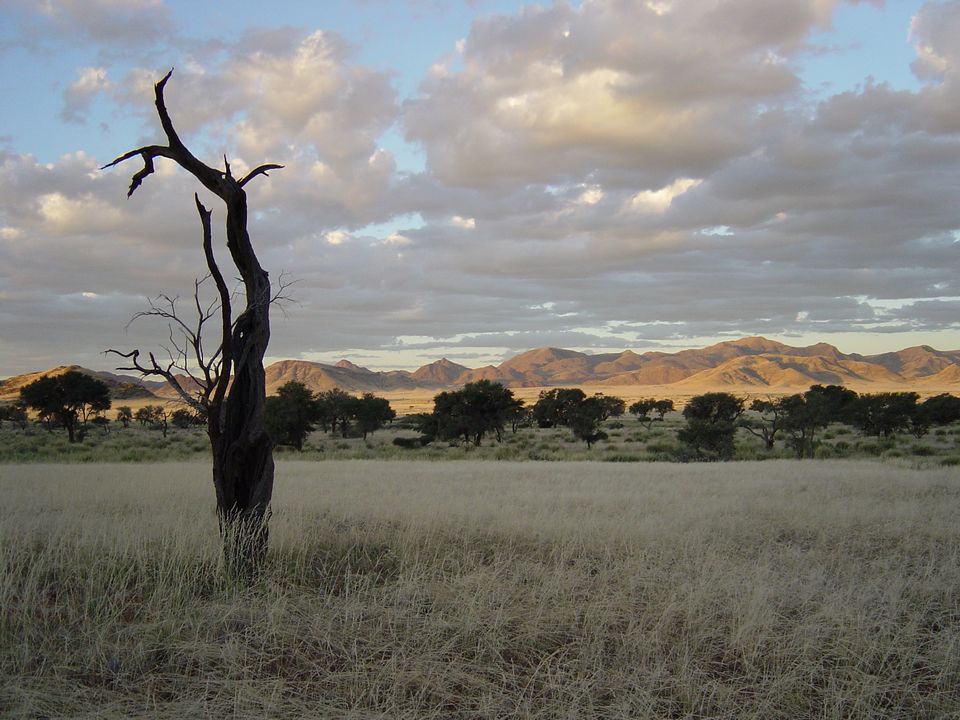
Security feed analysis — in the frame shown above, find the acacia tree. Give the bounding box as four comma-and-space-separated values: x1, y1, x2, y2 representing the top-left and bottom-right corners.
116, 406, 133, 428
429, 380, 519, 446
741, 397, 788, 451
19, 370, 111, 442
105, 70, 283, 578
629, 398, 656, 430
677, 392, 745, 460
351, 393, 396, 440
264, 381, 321, 450
569, 396, 609, 448
532, 388, 587, 428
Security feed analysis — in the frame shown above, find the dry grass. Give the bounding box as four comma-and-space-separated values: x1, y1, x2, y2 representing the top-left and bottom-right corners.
2, 460, 959, 718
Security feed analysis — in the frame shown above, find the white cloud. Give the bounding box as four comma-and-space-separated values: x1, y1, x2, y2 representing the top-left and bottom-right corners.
37, 192, 124, 234
578, 186, 604, 206
384, 232, 411, 246
325, 230, 350, 245
3, 0, 960, 376
451, 215, 476, 229
60, 67, 112, 124
628, 178, 701, 213
404, 0, 808, 189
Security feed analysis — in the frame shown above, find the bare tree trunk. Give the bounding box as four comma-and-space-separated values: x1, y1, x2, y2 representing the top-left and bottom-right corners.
105, 70, 283, 579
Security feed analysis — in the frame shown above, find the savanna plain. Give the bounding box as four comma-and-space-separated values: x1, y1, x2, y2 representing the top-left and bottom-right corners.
2, 453, 960, 719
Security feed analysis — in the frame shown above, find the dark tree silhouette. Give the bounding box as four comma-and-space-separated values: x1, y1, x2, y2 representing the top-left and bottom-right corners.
116, 406, 133, 428
652, 399, 674, 421
629, 398, 656, 430
532, 388, 587, 428
351, 393, 396, 440
912, 393, 960, 437
104, 70, 283, 578
429, 380, 520, 446
0, 403, 29, 430
19, 370, 111, 442
316, 388, 356, 437
678, 392, 745, 460
264, 381, 321, 450
568, 396, 609, 448
592, 393, 626, 421
742, 397, 788, 451
778, 385, 858, 459
848, 391, 919, 439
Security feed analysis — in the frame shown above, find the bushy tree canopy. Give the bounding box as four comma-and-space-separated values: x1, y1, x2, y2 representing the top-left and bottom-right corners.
848, 392, 919, 438
19, 370, 111, 442
264, 381, 323, 450
429, 380, 520, 446
351, 393, 396, 439
678, 392, 744, 460
568, 396, 609, 448
532, 388, 587, 428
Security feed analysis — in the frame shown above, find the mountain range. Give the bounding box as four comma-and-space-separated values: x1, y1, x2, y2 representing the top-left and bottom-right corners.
2, 337, 959, 403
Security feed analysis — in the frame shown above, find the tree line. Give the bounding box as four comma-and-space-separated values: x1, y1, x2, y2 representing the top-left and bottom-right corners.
672, 387, 960, 460
263, 383, 396, 450
7, 372, 960, 462
398, 382, 960, 460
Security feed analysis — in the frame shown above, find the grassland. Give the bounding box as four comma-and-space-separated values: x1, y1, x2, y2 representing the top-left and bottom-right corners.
2, 460, 959, 718
4, 412, 960, 466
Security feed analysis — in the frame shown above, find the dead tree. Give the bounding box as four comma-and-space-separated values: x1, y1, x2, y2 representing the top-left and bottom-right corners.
105, 70, 283, 578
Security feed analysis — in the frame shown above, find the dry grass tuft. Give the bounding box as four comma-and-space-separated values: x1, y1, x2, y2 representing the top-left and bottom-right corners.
2, 460, 959, 718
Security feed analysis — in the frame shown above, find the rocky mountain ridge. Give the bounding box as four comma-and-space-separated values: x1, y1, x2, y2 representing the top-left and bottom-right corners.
3, 337, 959, 402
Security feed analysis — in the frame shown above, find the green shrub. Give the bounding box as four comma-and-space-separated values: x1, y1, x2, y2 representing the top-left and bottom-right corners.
602, 454, 641, 462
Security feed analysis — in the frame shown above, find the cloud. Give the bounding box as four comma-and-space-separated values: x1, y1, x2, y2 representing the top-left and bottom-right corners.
403, 0, 820, 190
4, 0, 173, 51
60, 67, 113, 124
628, 178, 702, 213
3, 0, 960, 377
451, 215, 476, 229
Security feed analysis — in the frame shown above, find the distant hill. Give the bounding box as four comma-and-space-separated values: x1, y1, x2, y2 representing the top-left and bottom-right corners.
4, 337, 959, 401
263, 359, 426, 394
0, 365, 157, 402
257, 337, 960, 393
410, 358, 471, 385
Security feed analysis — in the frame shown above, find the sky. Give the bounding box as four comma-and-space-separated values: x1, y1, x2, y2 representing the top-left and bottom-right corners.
1, 0, 959, 378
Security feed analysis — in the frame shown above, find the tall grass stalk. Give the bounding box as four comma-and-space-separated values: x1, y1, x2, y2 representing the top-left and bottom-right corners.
2, 460, 959, 718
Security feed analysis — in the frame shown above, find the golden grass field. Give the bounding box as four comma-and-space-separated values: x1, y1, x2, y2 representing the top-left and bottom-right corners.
2, 459, 959, 718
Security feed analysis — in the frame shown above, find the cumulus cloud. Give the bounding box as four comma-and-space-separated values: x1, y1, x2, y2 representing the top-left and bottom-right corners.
3, 0, 960, 376
403, 0, 820, 190
60, 67, 113, 124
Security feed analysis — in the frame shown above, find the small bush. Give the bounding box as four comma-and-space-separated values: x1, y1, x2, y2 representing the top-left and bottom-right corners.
603, 454, 641, 462
393, 436, 430, 450
857, 442, 883, 456
811, 445, 831, 459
